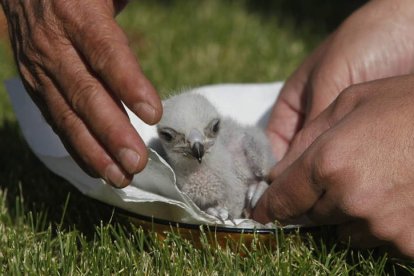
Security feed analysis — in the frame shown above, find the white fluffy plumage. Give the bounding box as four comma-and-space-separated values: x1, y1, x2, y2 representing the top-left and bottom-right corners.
157, 93, 276, 221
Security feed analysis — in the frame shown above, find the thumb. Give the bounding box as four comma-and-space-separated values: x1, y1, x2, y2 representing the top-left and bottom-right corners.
266, 37, 331, 158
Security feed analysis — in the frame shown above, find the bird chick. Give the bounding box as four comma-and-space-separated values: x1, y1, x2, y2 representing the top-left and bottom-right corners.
157, 93, 276, 221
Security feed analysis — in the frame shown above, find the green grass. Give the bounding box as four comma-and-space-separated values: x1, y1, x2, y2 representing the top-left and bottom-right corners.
0, 0, 413, 274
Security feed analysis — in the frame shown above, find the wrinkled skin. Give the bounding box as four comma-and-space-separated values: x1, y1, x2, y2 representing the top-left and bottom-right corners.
1, 0, 163, 188
253, 0, 414, 258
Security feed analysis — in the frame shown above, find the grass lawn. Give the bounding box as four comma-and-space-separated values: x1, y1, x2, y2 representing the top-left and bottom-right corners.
0, 0, 413, 274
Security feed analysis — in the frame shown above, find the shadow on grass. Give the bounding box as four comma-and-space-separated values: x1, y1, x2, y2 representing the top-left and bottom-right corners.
0, 120, 122, 237
243, 0, 368, 32
148, 0, 367, 33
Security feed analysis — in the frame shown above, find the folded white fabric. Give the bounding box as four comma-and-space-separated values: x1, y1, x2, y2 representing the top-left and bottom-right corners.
5, 78, 282, 228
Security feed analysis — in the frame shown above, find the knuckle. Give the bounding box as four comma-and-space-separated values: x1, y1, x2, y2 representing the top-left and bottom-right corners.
290, 128, 314, 151
89, 37, 116, 72
20, 27, 62, 70
263, 185, 301, 223
338, 192, 367, 218
335, 179, 370, 219
269, 195, 296, 222
29, 27, 48, 52
312, 141, 369, 218
312, 141, 346, 184
310, 140, 370, 219
80, 23, 129, 74
69, 79, 100, 113
19, 40, 41, 66
53, 108, 81, 136
330, 84, 365, 118
52, 0, 80, 21
28, 23, 61, 60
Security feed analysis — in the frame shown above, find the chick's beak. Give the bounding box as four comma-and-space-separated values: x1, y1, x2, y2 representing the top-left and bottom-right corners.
188, 128, 205, 163
191, 142, 204, 163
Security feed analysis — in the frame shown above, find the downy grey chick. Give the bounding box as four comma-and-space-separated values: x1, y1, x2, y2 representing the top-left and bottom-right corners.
157, 93, 276, 221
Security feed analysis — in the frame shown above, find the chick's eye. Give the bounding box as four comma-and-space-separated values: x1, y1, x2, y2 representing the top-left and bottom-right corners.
159, 129, 175, 142
212, 119, 220, 134
161, 132, 173, 142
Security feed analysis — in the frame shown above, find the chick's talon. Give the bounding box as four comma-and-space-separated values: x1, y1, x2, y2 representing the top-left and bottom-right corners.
206, 206, 229, 223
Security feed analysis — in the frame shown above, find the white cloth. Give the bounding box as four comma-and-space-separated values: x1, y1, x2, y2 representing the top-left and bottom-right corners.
5, 78, 283, 228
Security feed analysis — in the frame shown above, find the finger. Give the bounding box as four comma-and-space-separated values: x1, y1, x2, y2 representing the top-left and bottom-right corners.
302, 33, 357, 124
53, 0, 162, 125
265, 83, 305, 159
45, 42, 149, 176
34, 71, 133, 187
304, 65, 352, 125
266, 37, 331, 158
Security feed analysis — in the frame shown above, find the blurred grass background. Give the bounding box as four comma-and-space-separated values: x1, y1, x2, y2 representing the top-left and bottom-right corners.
0, 0, 413, 274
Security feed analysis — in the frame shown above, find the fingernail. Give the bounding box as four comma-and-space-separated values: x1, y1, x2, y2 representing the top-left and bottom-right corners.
105, 164, 126, 188
134, 102, 157, 124
118, 148, 141, 174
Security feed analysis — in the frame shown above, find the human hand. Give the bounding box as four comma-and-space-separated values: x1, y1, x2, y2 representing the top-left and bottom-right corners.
1, 0, 162, 188
267, 0, 414, 158
253, 75, 414, 258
